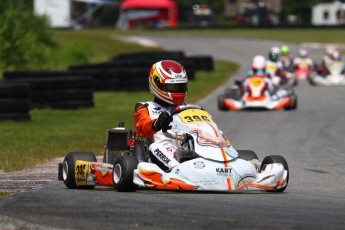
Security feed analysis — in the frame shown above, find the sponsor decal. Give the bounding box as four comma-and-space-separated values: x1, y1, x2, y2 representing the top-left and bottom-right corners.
216, 167, 232, 177
193, 161, 205, 169
174, 168, 180, 175
154, 149, 171, 165
93, 165, 112, 173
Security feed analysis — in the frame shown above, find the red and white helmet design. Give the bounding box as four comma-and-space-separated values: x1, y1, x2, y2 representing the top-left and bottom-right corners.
149, 60, 188, 105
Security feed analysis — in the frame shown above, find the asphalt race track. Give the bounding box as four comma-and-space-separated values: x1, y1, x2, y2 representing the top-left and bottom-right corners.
1, 35, 345, 229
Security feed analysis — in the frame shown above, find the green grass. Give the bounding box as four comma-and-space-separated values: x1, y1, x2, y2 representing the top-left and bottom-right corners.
0, 191, 9, 198
0, 60, 238, 172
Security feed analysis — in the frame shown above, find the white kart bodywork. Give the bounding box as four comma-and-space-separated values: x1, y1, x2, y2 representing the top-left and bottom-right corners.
133, 105, 288, 191
311, 61, 345, 86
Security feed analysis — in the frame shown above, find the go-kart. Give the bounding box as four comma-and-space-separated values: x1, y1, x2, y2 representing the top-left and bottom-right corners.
218, 78, 297, 111
294, 60, 313, 80
266, 61, 297, 87
309, 61, 345, 86
58, 105, 289, 192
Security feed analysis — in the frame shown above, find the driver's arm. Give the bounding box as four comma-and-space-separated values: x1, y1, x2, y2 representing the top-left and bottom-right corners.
135, 103, 157, 138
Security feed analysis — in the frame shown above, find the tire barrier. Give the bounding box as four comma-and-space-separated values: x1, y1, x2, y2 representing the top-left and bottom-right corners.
69, 68, 150, 91
113, 51, 186, 61
0, 81, 31, 121
68, 50, 216, 91
3, 71, 94, 109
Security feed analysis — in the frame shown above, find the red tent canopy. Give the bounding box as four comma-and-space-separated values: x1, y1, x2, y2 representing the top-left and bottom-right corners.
120, 0, 178, 28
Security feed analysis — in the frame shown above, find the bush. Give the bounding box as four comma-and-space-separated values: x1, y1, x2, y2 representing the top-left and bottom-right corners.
0, 0, 58, 70
67, 42, 95, 65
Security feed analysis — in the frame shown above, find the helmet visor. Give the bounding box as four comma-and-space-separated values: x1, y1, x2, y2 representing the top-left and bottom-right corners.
164, 83, 187, 93
253, 68, 266, 75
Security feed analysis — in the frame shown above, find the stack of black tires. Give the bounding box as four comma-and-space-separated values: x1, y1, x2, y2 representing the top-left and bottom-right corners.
69, 51, 214, 91
0, 50, 214, 121
2, 71, 94, 110
0, 82, 31, 120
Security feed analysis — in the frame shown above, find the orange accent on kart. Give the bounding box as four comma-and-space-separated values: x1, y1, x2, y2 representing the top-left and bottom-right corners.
224, 98, 239, 110
237, 176, 286, 191
90, 162, 113, 186
227, 178, 234, 190
138, 170, 197, 190
274, 97, 291, 110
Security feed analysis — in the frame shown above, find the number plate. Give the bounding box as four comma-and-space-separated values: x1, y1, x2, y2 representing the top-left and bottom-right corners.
178, 109, 212, 124
75, 160, 89, 186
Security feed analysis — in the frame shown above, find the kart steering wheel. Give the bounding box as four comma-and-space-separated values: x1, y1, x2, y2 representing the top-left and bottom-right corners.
169, 104, 203, 116
162, 104, 204, 138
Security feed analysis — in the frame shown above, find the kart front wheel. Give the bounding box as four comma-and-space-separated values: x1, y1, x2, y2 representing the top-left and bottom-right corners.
237, 150, 259, 161
260, 155, 289, 192
218, 95, 227, 111
62, 151, 97, 189
285, 95, 298, 110
112, 156, 139, 192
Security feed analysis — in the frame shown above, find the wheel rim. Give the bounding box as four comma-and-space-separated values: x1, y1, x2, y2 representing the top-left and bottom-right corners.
113, 164, 122, 184
62, 161, 68, 181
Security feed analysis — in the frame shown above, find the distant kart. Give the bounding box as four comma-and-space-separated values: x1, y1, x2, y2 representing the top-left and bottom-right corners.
58, 105, 289, 192
218, 78, 297, 111
294, 60, 313, 80
309, 61, 345, 86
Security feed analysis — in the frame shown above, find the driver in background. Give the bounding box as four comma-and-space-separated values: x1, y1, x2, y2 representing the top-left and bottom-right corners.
293, 48, 314, 71
317, 50, 342, 77
244, 55, 276, 96
134, 60, 190, 171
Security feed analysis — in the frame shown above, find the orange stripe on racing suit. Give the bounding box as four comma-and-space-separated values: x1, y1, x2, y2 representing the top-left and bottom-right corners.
135, 103, 157, 138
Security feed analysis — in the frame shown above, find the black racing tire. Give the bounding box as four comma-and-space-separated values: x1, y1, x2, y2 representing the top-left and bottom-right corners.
0, 81, 30, 98
285, 95, 298, 111
62, 151, 97, 189
3, 70, 72, 79
218, 95, 227, 111
0, 99, 31, 113
112, 156, 138, 192
31, 89, 93, 103
224, 87, 241, 100
237, 150, 259, 161
260, 155, 289, 192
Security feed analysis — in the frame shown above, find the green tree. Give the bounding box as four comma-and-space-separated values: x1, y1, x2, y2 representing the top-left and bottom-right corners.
282, 0, 332, 24
0, 0, 58, 70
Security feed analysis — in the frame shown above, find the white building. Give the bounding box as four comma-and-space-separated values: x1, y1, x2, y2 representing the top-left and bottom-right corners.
312, 1, 345, 26
34, 0, 118, 28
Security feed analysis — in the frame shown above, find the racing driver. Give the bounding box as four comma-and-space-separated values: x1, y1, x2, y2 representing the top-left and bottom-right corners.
134, 60, 191, 171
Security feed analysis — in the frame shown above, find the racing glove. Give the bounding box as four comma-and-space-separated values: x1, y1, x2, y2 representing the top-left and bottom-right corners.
153, 111, 173, 131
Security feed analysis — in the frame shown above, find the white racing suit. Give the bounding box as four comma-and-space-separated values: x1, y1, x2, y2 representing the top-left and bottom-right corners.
135, 100, 182, 171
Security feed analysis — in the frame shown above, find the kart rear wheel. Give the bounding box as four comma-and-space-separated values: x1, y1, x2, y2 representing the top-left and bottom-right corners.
63, 151, 97, 189
112, 156, 139, 192
218, 95, 226, 111
285, 95, 298, 110
260, 155, 289, 192
237, 150, 259, 161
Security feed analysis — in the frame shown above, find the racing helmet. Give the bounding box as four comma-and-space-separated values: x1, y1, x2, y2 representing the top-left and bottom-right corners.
281, 45, 290, 57
326, 45, 336, 56
298, 48, 308, 58
149, 60, 188, 105
330, 50, 341, 61
251, 55, 266, 77
268, 47, 280, 62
